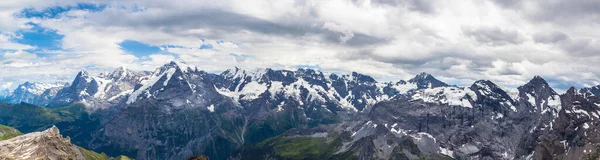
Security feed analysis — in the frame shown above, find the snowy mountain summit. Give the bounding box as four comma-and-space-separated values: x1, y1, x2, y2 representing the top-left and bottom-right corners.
4, 61, 600, 159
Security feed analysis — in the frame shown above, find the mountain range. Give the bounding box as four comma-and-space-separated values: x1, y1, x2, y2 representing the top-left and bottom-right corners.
1, 60, 600, 159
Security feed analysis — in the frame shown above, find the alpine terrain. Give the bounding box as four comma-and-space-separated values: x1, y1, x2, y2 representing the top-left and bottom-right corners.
1, 60, 600, 160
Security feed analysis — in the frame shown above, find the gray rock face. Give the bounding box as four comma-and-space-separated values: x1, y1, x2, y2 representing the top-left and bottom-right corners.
532, 87, 600, 159
252, 76, 591, 160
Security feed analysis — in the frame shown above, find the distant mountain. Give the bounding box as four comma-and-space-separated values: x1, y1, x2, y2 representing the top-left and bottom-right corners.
48, 66, 149, 110
2, 60, 600, 159
1, 82, 67, 106
233, 76, 600, 160
408, 72, 450, 89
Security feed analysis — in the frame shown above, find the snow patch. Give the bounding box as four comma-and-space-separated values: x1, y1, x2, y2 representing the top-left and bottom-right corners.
411, 87, 476, 108
207, 104, 215, 112
239, 81, 268, 100
276, 101, 285, 112
526, 93, 536, 106
128, 68, 176, 104
162, 68, 177, 86
439, 147, 454, 158
546, 94, 562, 111
391, 82, 418, 94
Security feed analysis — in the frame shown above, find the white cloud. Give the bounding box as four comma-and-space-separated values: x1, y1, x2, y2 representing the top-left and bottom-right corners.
323, 22, 355, 43
0, 82, 13, 89
0, 34, 34, 50
0, 0, 599, 91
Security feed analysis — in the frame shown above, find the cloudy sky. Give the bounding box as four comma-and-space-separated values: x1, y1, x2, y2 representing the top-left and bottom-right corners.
1, 0, 600, 92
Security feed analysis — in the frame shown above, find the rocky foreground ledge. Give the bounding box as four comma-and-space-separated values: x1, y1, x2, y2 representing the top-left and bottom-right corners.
0, 126, 132, 160
0, 126, 86, 159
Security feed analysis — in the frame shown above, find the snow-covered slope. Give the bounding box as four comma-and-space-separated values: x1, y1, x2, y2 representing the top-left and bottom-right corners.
1, 82, 67, 106
212, 68, 438, 112
49, 67, 149, 110
10, 61, 600, 160
127, 60, 197, 104
411, 86, 477, 108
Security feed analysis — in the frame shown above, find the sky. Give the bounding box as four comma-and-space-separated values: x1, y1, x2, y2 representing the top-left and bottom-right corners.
1, 0, 600, 92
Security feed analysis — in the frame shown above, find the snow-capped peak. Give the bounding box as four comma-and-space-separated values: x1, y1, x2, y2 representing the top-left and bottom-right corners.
519, 75, 558, 97
168, 59, 195, 73
127, 61, 196, 104
470, 80, 518, 111
14, 82, 65, 95
518, 75, 561, 115
109, 66, 129, 80
222, 67, 270, 82
75, 69, 93, 83
408, 72, 449, 89
78, 69, 89, 76
344, 72, 376, 83
412, 72, 432, 80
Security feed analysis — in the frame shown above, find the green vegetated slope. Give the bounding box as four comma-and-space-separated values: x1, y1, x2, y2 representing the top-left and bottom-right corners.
233, 132, 358, 160
78, 146, 134, 160
0, 101, 132, 160
233, 129, 454, 160
0, 101, 88, 133
0, 124, 22, 140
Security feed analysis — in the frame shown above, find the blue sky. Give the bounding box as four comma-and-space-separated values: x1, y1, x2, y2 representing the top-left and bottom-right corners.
13, 23, 63, 53
18, 3, 107, 19
2, 0, 600, 92
118, 40, 162, 57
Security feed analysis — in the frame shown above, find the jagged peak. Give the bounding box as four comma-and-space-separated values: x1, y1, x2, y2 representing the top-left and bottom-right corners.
395, 80, 408, 85
73, 69, 94, 84
415, 72, 432, 79
566, 86, 578, 95
76, 69, 89, 77
470, 80, 515, 99
345, 71, 376, 83
114, 66, 127, 72
407, 72, 448, 88
112, 66, 128, 74
221, 67, 240, 77
580, 85, 600, 97
527, 75, 548, 85
472, 80, 497, 88
296, 67, 323, 75
408, 72, 434, 82
222, 67, 270, 80
21, 81, 34, 85
519, 75, 555, 95
163, 60, 194, 73
109, 66, 129, 79
42, 125, 61, 137
166, 59, 187, 66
